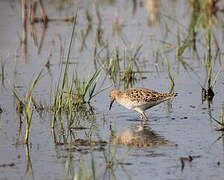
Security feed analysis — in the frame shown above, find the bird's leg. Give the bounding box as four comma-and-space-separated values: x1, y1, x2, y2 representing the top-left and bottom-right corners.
140, 112, 148, 121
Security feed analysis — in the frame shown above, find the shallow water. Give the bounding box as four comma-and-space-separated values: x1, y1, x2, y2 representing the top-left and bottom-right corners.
0, 0, 224, 180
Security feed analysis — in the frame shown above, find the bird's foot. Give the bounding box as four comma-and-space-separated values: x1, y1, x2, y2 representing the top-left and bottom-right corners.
140, 113, 148, 121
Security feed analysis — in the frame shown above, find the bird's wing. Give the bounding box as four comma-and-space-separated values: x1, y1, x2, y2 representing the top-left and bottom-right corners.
125, 88, 161, 102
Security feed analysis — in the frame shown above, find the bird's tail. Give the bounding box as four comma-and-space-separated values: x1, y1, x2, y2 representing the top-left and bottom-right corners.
172, 92, 178, 97
164, 92, 178, 99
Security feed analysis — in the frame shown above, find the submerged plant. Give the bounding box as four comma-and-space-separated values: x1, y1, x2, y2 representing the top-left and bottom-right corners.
201, 30, 221, 102
122, 64, 135, 89
0, 58, 5, 85
53, 68, 105, 114
98, 44, 143, 89
212, 103, 224, 131
51, 12, 78, 128
106, 47, 121, 82
103, 142, 117, 168
52, 12, 107, 130
24, 144, 34, 179
177, 0, 218, 58
13, 67, 44, 144
79, 10, 93, 52
162, 54, 175, 93
72, 69, 101, 104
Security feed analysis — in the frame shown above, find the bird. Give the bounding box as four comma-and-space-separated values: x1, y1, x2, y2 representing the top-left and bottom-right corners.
109, 88, 177, 120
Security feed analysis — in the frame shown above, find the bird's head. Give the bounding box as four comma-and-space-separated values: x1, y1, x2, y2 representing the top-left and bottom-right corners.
109, 90, 120, 110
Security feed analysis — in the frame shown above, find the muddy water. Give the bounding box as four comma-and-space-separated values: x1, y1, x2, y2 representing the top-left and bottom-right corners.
0, 1, 224, 180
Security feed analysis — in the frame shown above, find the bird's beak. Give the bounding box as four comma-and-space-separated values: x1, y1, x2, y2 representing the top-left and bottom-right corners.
109, 99, 115, 110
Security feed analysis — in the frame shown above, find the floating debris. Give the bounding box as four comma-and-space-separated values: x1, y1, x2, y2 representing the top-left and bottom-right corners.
118, 162, 133, 166
0, 163, 15, 168
55, 139, 107, 147
73, 139, 107, 146
70, 126, 89, 130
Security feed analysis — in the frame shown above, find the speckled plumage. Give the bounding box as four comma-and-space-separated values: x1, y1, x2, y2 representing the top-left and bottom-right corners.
109, 88, 177, 120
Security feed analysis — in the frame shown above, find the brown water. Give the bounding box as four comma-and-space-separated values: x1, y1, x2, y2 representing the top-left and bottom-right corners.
0, 0, 224, 180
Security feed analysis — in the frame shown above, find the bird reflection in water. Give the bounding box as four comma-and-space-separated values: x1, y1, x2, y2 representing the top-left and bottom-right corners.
112, 122, 171, 147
